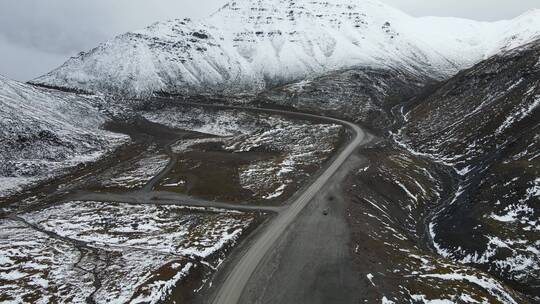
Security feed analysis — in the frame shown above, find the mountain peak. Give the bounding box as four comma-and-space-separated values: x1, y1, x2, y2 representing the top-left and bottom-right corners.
516, 7, 540, 18
32, 0, 540, 97
209, 0, 403, 26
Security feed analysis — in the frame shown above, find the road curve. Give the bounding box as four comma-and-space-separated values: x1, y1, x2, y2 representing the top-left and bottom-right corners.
204, 107, 366, 304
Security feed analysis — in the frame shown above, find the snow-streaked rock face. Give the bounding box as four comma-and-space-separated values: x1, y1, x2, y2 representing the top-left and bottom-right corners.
396, 40, 540, 301
32, 0, 540, 97
343, 141, 527, 303
258, 67, 429, 130
0, 75, 128, 198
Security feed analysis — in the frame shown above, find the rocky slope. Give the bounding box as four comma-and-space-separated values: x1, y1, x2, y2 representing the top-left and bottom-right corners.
396, 39, 540, 301
32, 0, 540, 97
0, 75, 128, 198
348, 141, 529, 303
257, 67, 431, 131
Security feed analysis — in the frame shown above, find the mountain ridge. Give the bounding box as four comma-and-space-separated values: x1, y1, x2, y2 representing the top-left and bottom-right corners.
31, 0, 540, 97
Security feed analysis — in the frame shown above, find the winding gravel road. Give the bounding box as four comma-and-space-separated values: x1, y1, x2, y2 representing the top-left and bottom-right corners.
207, 109, 366, 304
62, 100, 367, 303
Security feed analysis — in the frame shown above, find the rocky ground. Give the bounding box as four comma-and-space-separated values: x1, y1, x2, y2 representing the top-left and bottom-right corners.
396, 40, 540, 301
344, 140, 528, 303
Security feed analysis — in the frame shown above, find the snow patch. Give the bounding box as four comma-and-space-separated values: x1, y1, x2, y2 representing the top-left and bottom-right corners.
419, 273, 518, 304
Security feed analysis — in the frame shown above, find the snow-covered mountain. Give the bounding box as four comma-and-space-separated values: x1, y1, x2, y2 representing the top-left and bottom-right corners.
0, 75, 128, 198
32, 0, 540, 97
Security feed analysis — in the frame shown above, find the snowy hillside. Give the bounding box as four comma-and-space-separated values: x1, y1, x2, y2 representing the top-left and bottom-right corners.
258, 67, 429, 130
0, 75, 128, 198
396, 40, 540, 300
32, 0, 540, 97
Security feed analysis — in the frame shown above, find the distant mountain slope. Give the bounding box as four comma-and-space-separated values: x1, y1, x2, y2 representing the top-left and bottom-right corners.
0, 75, 127, 198
258, 67, 430, 131
396, 39, 540, 301
32, 0, 540, 97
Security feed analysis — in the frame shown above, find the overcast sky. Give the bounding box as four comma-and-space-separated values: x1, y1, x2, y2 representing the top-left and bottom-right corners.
1, 0, 538, 81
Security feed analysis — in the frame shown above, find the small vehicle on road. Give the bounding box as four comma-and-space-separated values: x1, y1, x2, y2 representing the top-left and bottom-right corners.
322, 209, 329, 215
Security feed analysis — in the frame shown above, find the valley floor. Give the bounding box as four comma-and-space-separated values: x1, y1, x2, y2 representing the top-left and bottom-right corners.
0, 102, 350, 303
1, 100, 533, 304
